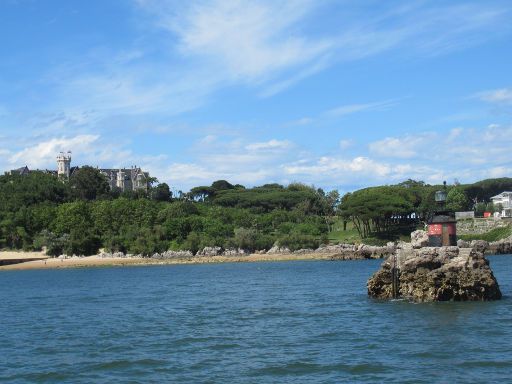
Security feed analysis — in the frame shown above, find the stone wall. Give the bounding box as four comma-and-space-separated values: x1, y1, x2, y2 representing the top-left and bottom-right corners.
456, 218, 509, 235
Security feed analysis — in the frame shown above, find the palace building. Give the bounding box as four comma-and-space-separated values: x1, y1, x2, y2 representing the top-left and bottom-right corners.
8, 152, 151, 192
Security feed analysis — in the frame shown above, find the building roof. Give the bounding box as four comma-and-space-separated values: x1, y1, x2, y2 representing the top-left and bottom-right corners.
491, 191, 512, 199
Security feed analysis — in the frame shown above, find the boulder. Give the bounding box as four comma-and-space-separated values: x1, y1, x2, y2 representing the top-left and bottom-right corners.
197, 247, 223, 257
470, 240, 489, 253
411, 230, 429, 248
266, 246, 291, 254
489, 238, 512, 255
368, 246, 501, 302
457, 239, 470, 248
223, 248, 248, 256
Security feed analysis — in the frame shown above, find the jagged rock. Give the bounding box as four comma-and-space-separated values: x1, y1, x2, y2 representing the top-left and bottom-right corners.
266, 246, 291, 254
396, 241, 413, 251
164, 250, 193, 259
368, 246, 501, 302
457, 239, 470, 248
411, 230, 429, 248
197, 247, 223, 257
315, 244, 356, 254
223, 248, 248, 256
470, 240, 489, 253
489, 237, 512, 255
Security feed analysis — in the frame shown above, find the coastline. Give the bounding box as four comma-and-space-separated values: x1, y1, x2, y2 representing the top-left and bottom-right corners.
0, 252, 336, 271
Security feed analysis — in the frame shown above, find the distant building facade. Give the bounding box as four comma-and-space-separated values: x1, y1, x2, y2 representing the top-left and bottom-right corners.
491, 191, 512, 218
6, 152, 151, 192
99, 168, 150, 192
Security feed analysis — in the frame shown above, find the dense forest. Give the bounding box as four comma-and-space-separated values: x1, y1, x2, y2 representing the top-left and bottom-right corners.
1, 167, 511, 256
0, 168, 337, 255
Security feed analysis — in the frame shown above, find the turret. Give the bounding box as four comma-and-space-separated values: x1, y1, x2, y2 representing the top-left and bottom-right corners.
57, 151, 72, 179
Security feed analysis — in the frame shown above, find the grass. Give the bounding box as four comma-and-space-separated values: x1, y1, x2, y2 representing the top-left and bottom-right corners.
328, 220, 362, 244
327, 219, 416, 245
458, 225, 512, 242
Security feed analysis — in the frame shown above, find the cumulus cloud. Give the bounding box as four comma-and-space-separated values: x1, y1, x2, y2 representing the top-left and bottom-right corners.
2, 134, 143, 173
284, 156, 391, 178
8, 135, 100, 168
368, 134, 434, 159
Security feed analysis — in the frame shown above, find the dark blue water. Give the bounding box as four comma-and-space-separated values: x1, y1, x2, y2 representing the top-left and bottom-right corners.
1, 256, 511, 383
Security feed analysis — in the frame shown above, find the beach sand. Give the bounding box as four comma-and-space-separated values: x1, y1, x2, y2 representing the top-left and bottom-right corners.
0, 252, 334, 271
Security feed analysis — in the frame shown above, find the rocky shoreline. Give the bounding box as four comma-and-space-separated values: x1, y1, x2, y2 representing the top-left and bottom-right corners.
94, 243, 395, 261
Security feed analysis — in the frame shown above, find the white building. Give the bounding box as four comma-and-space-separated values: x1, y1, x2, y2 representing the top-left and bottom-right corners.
7, 153, 150, 193
491, 191, 512, 218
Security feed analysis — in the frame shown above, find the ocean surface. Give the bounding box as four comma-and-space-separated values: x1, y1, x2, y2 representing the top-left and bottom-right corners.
1, 256, 511, 383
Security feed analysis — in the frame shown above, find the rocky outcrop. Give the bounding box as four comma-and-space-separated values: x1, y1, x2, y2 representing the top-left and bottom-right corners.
314, 243, 394, 260
151, 250, 194, 259
223, 248, 248, 256
411, 230, 429, 248
266, 246, 291, 254
197, 247, 223, 257
367, 245, 502, 302
99, 252, 143, 259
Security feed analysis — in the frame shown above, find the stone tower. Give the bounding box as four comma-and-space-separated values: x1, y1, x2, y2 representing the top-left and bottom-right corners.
57, 151, 72, 178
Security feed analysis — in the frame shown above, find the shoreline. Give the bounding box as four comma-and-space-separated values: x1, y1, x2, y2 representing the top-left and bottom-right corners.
0, 252, 338, 271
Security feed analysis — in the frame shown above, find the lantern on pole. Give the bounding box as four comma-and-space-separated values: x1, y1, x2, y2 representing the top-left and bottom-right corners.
428, 181, 457, 246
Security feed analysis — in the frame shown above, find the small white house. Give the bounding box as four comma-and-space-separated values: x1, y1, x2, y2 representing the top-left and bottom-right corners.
491, 191, 512, 218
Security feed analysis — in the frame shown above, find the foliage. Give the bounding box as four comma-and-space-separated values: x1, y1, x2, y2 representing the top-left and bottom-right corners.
69, 166, 110, 200
339, 186, 416, 239
3, 173, 512, 255
446, 188, 470, 212
151, 183, 172, 202
458, 226, 512, 242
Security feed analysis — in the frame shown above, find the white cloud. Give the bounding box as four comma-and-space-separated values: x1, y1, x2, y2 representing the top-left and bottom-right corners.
15, 0, 507, 128
477, 88, 512, 105
2, 134, 143, 173
326, 100, 397, 117
339, 139, 354, 150
154, 0, 332, 81
285, 156, 391, 178
245, 139, 291, 151
8, 135, 100, 168
368, 134, 434, 159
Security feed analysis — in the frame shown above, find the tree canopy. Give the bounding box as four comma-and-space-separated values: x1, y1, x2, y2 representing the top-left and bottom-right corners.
69, 166, 110, 200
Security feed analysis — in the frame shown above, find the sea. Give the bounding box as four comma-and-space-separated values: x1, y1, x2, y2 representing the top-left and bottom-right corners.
1, 256, 511, 383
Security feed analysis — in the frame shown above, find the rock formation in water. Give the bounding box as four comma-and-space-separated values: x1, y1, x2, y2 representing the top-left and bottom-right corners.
367, 242, 502, 302
410, 229, 429, 249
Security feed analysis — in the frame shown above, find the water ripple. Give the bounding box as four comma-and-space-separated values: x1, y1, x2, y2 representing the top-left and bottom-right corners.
0, 257, 511, 383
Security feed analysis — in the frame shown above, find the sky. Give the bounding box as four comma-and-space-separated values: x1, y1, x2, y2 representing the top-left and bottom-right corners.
0, 0, 511, 194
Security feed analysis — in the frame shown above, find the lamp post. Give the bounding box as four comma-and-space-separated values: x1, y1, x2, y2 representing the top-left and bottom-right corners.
428, 181, 457, 247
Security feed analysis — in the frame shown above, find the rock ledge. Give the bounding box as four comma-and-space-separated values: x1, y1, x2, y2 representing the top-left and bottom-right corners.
367, 246, 501, 302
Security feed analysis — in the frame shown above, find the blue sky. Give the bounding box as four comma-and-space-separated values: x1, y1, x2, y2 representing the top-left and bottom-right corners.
1, 0, 511, 193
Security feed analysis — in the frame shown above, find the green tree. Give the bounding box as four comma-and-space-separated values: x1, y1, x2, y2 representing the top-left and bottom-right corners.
211, 180, 235, 191
69, 166, 110, 200
233, 227, 259, 250
151, 183, 172, 202
446, 188, 470, 212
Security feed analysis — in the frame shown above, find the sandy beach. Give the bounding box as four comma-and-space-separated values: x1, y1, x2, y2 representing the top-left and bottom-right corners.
0, 252, 335, 271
